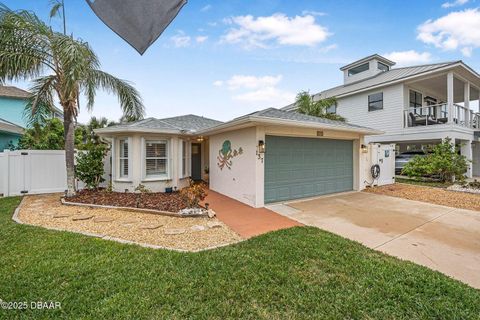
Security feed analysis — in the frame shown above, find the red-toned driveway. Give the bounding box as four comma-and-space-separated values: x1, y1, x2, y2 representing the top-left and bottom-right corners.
203, 190, 302, 238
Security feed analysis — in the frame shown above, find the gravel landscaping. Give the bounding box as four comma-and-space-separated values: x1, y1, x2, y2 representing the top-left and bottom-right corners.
66, 189, 188, 213
17, 194, 242, 251
365, 183, 480, 211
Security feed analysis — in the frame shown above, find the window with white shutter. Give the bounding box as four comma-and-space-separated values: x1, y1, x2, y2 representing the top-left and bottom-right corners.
119, 139, 129, 178
145, 140, 168, 177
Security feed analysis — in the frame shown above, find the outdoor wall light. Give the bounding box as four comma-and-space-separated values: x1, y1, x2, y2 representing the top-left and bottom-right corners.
197, 136, 204, 142
361, 144, 368, 153
258, 140, 265, 154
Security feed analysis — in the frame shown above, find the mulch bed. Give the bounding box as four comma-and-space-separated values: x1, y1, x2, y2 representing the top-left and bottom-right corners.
66, 190, 188, 212
365, 183, 480, 212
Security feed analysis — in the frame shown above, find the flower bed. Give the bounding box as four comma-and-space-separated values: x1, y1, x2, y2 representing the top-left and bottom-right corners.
66, 189, 189, 213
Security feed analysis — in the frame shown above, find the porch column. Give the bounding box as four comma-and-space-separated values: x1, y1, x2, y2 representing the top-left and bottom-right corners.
464, 81, 471, 127
461, 140, 473, 178
447, 72, 454, 123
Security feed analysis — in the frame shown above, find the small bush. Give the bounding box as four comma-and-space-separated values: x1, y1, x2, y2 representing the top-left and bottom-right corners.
75, 144, 107, 189
180, 179, 207, 208
135, 184, 151, 193
402, 138, 469, 182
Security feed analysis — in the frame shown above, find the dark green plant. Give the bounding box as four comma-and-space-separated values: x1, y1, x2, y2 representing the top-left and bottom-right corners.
402, 138, 469, 182
296, 91, 346, 122
75, 144, 107, 189
18, 118, 83, 150
0, 5, 144, 196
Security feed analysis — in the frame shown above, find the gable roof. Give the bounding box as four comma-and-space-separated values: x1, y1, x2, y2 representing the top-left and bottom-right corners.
340, 54, 395, 71
200, 108, 381, 135
95, 114, 223, 134
0, 86, 30, 99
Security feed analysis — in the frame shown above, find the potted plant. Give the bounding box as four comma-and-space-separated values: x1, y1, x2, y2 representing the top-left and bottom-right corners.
204, 166, 210, 182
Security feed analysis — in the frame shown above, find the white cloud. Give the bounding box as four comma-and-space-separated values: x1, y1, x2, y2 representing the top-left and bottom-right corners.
301, 10, 327, 16
214, 74, 294, 107
441, 0, 468, 8
417, 9, 480, 56
319, 44, 337, 53
225, 75, 283, 90
383, 50, 432, 67
170, 31, 191, 47
221, 13, 331, 49
201, 4, 211, 12
196, 36, 208, 43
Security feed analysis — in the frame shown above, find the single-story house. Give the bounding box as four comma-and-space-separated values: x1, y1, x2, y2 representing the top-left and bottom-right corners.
95, 108, 381, 208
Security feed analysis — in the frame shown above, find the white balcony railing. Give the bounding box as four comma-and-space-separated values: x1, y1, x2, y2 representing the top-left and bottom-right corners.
404, 103, 480, 129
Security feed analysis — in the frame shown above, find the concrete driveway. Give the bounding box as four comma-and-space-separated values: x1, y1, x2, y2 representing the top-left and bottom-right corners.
267, 192, 480, 289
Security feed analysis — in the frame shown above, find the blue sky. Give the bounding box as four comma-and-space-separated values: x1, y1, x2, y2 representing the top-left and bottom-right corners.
4, 0, 480, 123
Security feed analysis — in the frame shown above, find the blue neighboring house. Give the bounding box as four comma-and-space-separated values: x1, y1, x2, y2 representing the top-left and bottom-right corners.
0, 85, 64, 150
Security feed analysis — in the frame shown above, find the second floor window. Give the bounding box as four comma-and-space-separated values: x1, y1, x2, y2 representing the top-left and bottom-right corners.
410, 90, 423, 114
326, 102, 337, 114
368, 92, 383, 111
348, 63, 369, 76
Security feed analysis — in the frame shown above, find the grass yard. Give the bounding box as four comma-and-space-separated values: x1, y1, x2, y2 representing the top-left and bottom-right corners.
1, 197, 479, 319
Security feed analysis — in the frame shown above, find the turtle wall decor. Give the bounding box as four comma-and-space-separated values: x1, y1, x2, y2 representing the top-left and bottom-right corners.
217, 140, 243, 170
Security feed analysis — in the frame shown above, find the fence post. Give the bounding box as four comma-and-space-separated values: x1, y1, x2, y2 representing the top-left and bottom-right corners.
2, 150, 10, 197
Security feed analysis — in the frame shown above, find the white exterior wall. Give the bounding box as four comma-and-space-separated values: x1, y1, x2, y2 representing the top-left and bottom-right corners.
111, 133, 193, 193
336, 83, 405, 137
209, 127, 259, 207
210, 125, 369, 208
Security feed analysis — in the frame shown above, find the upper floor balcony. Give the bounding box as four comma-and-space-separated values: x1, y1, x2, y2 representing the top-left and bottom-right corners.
403, 70, 480, 130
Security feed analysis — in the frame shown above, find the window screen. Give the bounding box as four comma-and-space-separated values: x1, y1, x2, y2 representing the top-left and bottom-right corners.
145, 141, 168, 177
368, 92, 383, 111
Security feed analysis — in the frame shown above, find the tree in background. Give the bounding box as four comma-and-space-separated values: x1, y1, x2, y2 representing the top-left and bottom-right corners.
0, 5, 144, 196
75, 143, 107, 190
17, 118, 82, 150
402, 138, 469, 182
295, 91, 346, 122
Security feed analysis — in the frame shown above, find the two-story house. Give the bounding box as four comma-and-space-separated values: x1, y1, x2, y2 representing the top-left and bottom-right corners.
283, 54, 480, 178
0, 85, 64, 150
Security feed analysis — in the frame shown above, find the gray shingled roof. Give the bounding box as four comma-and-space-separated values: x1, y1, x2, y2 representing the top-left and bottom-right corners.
282, 61, 459, 111
246, 108, 376, 131
0, 117, 24, 134
0, 86, 30, 99
100, 114, 223, 133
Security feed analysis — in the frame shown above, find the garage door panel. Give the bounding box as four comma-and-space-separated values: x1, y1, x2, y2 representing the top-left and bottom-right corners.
265, 136, 353, 203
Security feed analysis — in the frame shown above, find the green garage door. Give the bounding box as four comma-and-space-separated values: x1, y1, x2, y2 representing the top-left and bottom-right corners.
264, 136, 353, 203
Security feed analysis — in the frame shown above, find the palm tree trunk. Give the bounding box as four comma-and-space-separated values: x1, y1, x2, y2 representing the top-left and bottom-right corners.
63, 107, 76, 196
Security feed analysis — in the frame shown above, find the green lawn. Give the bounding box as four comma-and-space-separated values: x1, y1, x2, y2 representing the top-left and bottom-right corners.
1, 197, 479, 319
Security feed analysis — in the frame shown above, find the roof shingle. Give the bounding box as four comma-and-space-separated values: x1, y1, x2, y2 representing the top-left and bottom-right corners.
0, 86, 30, 99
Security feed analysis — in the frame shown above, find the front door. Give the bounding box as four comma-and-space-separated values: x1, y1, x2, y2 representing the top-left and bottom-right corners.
191, 143, 202, 181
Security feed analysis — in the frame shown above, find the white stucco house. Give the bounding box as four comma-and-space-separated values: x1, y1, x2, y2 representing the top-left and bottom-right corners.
283, 54, 480, 177
96, 109, 381, 208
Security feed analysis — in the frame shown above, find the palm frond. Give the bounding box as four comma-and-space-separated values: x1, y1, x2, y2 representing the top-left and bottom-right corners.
83, 69, 145, 120
23, 75, 57, 127
49, 2, 62, 19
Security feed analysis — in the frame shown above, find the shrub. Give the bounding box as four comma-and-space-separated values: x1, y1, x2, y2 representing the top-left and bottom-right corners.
402, 138, 469, 182
180, 179, 207, 208
135, 184, 151, 193
75, 144, 107, 189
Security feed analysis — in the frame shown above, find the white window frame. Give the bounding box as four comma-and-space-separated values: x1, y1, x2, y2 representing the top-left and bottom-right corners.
116, 137, 131, 181
142, 138, 170, 181
180, 139, 191, 178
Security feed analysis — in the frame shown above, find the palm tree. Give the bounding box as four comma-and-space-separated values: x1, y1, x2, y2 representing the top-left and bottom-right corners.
0, 5, 144, 196
295, 91, 346, 122
49, 0, 66, 35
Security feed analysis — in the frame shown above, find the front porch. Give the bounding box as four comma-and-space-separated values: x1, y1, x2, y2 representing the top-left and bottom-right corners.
403, 71, 480, 130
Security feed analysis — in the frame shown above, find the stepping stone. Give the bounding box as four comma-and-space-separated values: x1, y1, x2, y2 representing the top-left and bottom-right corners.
207, 221, 222, 229
164, 228, 186, 235
120, 219, 140, 226
72, 214, 94, 221
39, 211, 54, 217
52, 213, 72, 218
190, 225, 207, 232
138, 222, 163, 230
207, 209, 216, 218
93, 217, 115, 223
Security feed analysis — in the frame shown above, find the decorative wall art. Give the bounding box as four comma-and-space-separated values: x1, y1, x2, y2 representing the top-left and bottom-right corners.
217, 140, 243, 170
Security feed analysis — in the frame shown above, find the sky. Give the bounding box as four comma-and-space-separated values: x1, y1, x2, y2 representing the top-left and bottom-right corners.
3, 0, 480, 123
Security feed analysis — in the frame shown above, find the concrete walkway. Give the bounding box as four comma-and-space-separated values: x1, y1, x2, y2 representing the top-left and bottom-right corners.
204, 190, 302, 239
268, 192, 480, 289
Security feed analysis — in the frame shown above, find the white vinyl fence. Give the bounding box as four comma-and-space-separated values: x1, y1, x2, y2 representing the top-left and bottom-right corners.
0, 150, 111, 197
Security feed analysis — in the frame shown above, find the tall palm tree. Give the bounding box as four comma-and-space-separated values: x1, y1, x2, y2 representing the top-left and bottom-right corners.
0, 5, 144, 196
